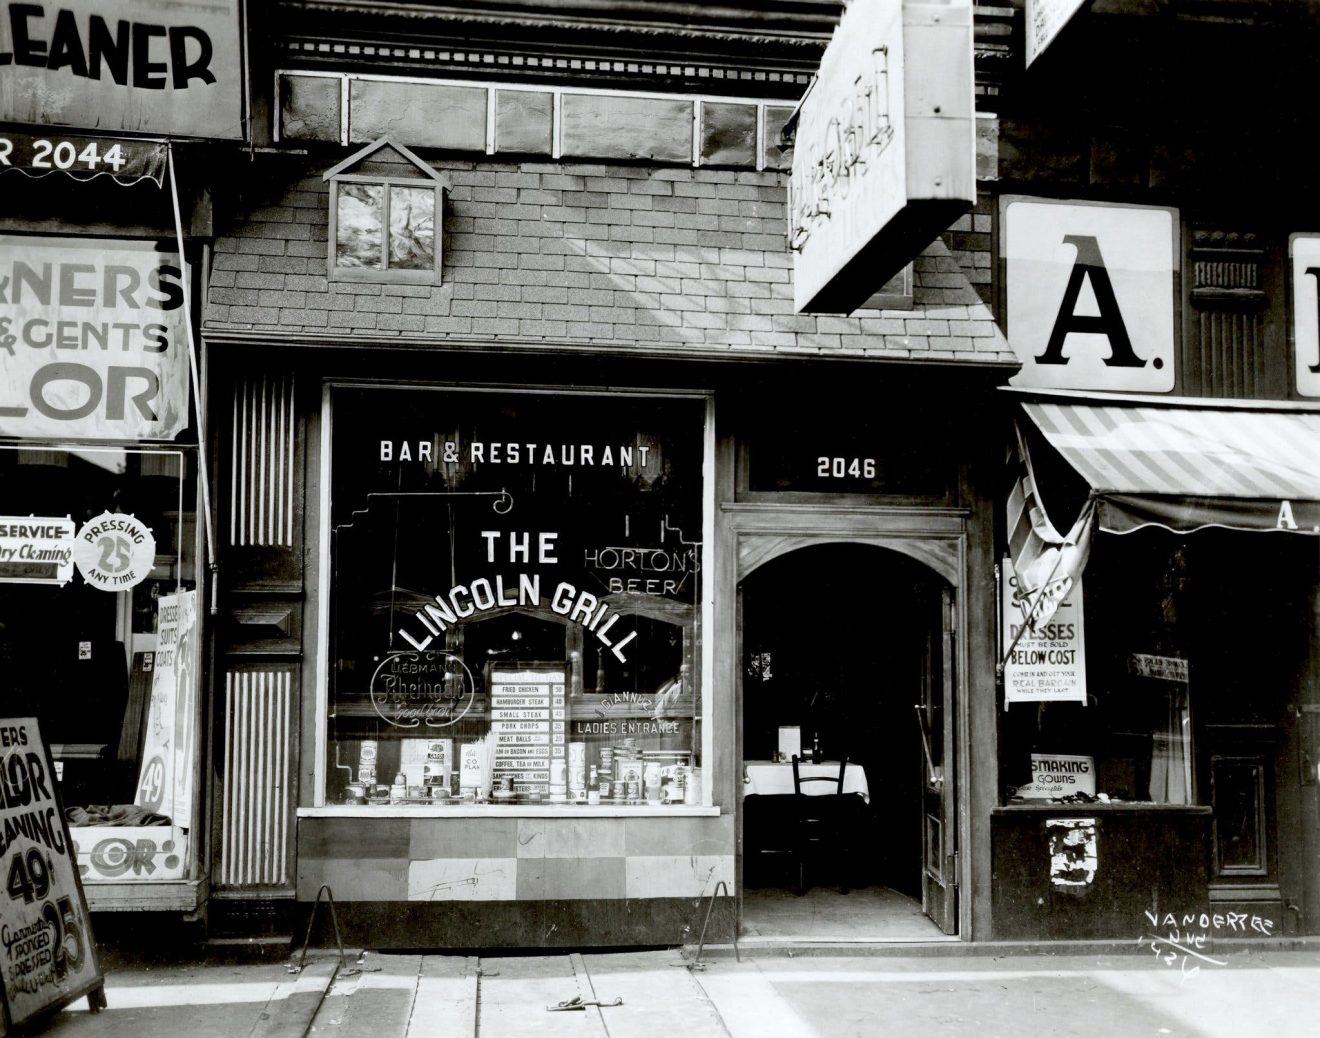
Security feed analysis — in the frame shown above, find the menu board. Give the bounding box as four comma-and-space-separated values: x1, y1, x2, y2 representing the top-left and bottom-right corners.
0, 718, 105, 1029
489, 666, 565, 794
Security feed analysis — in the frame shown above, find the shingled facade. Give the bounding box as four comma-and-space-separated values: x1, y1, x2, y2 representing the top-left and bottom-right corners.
204, 159, 1007, 362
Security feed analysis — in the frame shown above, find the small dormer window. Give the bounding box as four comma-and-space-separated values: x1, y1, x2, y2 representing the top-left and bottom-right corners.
324, 138, 448, 286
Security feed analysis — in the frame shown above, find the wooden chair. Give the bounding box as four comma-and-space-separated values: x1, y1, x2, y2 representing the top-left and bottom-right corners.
790, 755, 853, 895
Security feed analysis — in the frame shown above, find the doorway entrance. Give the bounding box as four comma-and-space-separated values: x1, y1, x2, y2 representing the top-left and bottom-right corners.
739, 542, 956, 940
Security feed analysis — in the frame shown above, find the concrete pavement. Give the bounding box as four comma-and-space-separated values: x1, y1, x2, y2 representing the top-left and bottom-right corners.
33, 944, 1320, 1037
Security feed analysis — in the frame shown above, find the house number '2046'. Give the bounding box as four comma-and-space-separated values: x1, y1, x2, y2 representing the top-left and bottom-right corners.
817, 457, 876, 479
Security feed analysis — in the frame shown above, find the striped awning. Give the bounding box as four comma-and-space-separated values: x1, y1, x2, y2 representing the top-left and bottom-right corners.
1021, 401, 1320, 534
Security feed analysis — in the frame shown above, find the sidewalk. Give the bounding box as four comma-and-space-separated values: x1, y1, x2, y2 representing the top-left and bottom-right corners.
36, 944, 1320, 1037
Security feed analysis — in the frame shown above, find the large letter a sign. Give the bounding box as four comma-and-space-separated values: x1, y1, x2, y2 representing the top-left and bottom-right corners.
1003, 198, 1178, 392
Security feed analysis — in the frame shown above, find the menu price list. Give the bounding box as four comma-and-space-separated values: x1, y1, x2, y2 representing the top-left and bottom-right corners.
490, 674, 565, 794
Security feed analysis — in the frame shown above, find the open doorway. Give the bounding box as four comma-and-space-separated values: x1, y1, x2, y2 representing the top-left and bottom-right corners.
739, 542, 955, 940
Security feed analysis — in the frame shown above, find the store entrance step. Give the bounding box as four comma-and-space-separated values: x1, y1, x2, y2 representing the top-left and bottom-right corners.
200, 936, 295, 963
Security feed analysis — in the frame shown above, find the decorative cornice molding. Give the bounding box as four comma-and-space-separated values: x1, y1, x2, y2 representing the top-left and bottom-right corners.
273, 1, 843, 46
278, 38, 814, 89
271, 4, 1016, 100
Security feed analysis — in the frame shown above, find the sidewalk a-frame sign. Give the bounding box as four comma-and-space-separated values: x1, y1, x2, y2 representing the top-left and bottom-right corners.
0, 718, 105, 1032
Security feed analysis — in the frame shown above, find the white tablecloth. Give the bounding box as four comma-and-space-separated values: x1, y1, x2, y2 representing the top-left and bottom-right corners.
742, 761, 869, 802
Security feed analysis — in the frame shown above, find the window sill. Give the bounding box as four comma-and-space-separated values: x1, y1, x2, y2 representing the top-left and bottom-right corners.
994, 802, 1213, 814
298, 804, 723, 819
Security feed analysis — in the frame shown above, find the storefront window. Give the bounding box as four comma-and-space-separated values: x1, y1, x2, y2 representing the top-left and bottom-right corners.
1001, 531, 1311, 807
0, 445, 199, 878
326, 387, 706, 807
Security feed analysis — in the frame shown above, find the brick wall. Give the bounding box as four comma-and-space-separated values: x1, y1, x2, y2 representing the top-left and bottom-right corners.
204, 155, 1014, 365
944, 195, 995, 311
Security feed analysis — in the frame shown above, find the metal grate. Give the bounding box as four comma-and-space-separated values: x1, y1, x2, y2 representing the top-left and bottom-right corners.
219, 668, 293, 887
230, 374, 296, 547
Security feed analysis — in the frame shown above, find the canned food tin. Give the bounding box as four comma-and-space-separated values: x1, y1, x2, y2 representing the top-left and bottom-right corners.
643, 762, 662, 802
617, 758, 643, 802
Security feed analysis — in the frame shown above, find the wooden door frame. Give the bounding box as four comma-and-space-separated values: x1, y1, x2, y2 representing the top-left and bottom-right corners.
721, 503, 974, 939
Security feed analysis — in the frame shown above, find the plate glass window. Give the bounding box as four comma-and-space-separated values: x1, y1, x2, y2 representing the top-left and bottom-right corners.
324, 387, 707, 808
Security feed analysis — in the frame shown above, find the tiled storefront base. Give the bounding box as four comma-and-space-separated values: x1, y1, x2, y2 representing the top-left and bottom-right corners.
296, 813, 735, 947
296, 895, 736, 949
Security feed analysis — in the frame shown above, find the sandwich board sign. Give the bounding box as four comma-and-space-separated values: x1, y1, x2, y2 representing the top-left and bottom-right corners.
0, 718, 105, 1031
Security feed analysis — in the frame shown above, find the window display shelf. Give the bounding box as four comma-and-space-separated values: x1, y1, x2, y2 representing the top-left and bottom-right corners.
299, 804, 721, 818
995, 802, 1212, 814
82, 880, 202, 913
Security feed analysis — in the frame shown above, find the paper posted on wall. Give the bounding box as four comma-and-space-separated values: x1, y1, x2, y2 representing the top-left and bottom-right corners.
134, 590, 199, 826
1002, 558, 1087, 706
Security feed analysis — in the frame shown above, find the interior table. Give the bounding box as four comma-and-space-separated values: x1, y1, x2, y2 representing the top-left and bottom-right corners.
742, 760, 870, 802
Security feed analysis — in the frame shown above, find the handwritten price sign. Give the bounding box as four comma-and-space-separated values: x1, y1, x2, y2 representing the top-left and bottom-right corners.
0, 718, 104, 1025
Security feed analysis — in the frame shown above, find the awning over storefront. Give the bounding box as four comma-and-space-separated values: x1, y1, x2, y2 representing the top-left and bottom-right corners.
1020, 400, 1320, 535
0, 131, 167, 186
1001, 396, 1320, 667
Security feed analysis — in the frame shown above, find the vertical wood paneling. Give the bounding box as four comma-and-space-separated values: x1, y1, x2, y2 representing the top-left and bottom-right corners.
1197, 310, 1263, 399
230, 375, 296, 547
220, 669, 293, 887
1187, 229, 1270, 399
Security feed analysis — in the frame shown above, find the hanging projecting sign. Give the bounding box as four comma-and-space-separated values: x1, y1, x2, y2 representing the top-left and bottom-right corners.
1002, 558, 1087, 705
1025, 0, 1091, 66
1003, 197, 1179, 393
73, 512, 155, 591
1288, 234, 1320, 397
0, 236, 191, 441
0, 1, 244, 140
790, 0, 976, 314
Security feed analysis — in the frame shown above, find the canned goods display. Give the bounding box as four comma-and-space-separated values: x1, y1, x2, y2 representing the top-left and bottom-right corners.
617, 759, 643, 802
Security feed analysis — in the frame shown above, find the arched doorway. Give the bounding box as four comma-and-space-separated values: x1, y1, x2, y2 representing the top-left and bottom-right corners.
739, 542, 956, 939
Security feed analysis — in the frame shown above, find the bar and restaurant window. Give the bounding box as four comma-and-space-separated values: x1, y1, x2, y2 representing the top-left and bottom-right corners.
323, 385, 708, 808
